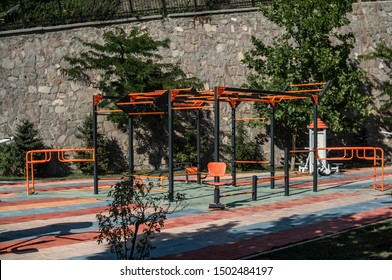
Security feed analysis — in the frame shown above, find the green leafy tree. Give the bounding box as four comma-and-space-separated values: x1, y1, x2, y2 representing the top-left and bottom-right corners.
173, 111, 215, 167
96, 178, 186, 260
243, 0, 371, 152
62, 27, 201, 130
223, 121, 265, 171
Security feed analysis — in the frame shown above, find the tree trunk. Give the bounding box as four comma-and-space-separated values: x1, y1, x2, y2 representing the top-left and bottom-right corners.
129, 222, 140, 260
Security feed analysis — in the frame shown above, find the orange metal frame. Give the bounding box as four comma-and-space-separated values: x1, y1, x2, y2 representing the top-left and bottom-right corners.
316, 146, 385, 191
26, 148, 95, 195
106, 82, 329, 116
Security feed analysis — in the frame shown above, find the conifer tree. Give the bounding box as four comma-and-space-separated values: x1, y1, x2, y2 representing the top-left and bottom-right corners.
13, 120, 46, 176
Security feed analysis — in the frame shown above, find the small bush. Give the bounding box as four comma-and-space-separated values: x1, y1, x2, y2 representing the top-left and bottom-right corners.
96, 177, 187, 260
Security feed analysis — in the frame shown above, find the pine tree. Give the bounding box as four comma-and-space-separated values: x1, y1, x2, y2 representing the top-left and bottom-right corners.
75, 115, 108, 174
13, 120, 46, 176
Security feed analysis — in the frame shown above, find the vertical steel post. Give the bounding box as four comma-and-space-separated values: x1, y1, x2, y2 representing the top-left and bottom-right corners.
56, 0, 65, 24
92, 97, 99, 195
214, 87, 220, 184
270, 103, 275, 189
313, 102, 318, 192
161, 0, 167, 16
214, 87, 220, 163
128, 0, 134, 14
196, 109, 201, 184
19, 0, 26, 28
168, 90, 174, 201
252, 175, 257, 201
128, 116, 134, 176
231, 106, 236, 186
284, 148, 290, 196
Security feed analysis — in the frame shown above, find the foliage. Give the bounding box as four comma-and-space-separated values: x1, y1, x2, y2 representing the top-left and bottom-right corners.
96, 178, 187, 260
14, 120, 46, 176
361, 41, 392, 131
75, 115, 127, 175
0, 0, 121, 28
223, 121, 265, 171
62, 27, 202, 130
173, 118, 198, 164
0, 120, 46, 176
253, 219, 392, 260
173, 111, 214, 167
0, 143, 16, 176
243, 0, 371, 149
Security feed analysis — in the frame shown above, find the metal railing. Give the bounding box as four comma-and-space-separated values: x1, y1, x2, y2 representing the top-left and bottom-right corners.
0, 0, 270, 32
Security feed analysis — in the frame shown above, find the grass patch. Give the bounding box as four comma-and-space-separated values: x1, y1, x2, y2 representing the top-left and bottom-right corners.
250, 219, 392, 260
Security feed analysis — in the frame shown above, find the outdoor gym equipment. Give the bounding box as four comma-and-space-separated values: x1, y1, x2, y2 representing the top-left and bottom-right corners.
93, 88, 213, 199
317, 146, 385, 191
207, 162, 258, 210
93, 81, 331, 202
283, 146, 385, 195
26, 148, 94, 195
233, 117, 269, 183
211, 82, 331, 191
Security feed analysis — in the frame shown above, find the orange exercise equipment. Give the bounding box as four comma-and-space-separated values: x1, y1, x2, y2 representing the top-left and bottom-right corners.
26, 148, 95, 195
207, 162, 229, 209
316, 146, 385, 191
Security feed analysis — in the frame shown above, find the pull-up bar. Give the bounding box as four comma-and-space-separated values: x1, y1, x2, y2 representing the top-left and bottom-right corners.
221, 82, 331, 189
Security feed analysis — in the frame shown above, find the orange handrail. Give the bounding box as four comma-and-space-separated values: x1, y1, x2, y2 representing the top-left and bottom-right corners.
26, 148, 95, 195
235, 160, 269, 164
316, 147, 384, 191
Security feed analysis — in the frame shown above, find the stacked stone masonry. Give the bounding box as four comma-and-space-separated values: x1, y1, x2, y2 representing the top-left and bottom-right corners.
0, 2, 391, 167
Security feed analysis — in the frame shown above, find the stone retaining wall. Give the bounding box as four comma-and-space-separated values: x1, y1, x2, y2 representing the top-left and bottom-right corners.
0, 2, 391, 167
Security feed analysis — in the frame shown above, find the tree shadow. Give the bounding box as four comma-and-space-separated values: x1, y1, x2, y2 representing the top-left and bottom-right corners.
105, 137, 128, 174
36, 157, 72, 178
84, 188, 391, 260
0, 222, 93, 255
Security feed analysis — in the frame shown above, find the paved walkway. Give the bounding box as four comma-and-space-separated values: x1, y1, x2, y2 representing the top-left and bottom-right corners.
1, 167, 391, 260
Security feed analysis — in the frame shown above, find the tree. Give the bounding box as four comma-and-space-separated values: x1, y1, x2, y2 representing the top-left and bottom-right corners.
62, 27, 202, 130
12, 120, 46, 176
242, 0, 371, 152
96, 178, 186, 260
223, 120, 265, 171
75, 115, 127, 175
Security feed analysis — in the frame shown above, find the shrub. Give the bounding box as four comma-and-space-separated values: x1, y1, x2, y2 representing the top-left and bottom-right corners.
96, 178, 186, 260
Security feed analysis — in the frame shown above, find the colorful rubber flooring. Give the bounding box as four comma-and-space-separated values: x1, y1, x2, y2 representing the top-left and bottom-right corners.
1, 168, 391, 260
